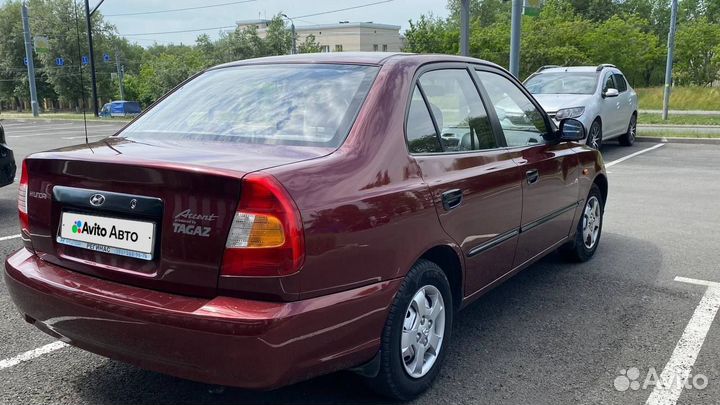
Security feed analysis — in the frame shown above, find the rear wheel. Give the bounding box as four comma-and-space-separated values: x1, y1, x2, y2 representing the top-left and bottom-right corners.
561, 183, 604, 262
366, 259, 453, 400
619, 114, 637, 146
587, 120, 602, 149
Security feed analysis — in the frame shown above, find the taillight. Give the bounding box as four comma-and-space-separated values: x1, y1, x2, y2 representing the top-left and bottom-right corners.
18, 160, 29, 233
221, 173, 305, 277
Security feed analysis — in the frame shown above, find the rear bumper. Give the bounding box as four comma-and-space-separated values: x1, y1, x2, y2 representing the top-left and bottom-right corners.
0, 145, 15, 187
4, 248, 400, 389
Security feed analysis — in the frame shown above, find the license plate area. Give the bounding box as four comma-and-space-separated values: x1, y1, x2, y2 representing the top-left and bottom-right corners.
57, 212, 156, 261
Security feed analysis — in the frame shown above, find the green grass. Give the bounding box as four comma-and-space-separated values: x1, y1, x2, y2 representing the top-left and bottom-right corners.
636, 130, 720, 139
638, 113, 720, 126
0, 112, 132, 122
636, 87, 720, 111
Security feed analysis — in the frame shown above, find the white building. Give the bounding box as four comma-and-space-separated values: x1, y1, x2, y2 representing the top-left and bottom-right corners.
235, 20, 404, 52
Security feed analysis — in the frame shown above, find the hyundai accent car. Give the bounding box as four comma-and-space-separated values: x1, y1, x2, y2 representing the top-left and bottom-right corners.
524, 64, 638, 149
5, 53, 607, 400
0, 122, 17, 188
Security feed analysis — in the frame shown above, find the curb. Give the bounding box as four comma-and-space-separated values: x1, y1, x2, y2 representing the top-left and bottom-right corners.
636, 136, 720, 145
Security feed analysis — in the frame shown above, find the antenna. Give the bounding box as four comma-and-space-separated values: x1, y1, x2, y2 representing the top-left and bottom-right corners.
72, 0, 90, 148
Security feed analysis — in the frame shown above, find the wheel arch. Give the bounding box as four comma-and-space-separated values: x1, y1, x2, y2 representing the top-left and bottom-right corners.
417, 245, 464, 311
593, 173, 608, 205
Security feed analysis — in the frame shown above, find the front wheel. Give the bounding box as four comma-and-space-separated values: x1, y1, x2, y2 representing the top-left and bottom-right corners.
619, 114, 637, 146
366, 259, 453, 400
561, 183, 604, 262
587, 120, 602, 149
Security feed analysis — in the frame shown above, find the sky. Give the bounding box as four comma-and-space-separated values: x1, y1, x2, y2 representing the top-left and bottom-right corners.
91, 0, 450, 46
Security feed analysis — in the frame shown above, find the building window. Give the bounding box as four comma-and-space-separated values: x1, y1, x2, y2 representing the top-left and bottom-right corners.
373, 44, 378, 51
382, 44, 388, 51
320, 45, 330, 53
334, 44, 343, 52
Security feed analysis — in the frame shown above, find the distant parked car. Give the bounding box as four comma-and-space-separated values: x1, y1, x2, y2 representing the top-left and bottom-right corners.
6, 53, 608, 400
524, 64, 638, 149
0, 122, 17, 188
99, 100, 141, 118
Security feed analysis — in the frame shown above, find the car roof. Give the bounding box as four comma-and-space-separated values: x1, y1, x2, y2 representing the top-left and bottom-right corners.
212, 52, 504, 70
537, 66, 621, 74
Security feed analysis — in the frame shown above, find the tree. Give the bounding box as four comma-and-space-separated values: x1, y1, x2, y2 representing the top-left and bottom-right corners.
298, 34, 322, 53
675, 17, 720, 85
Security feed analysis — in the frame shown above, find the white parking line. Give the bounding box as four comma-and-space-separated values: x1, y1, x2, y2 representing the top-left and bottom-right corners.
645, 276, 720, 405
606, 143, 665, 167
0, 341, 68, 370
0, 234, 21, 242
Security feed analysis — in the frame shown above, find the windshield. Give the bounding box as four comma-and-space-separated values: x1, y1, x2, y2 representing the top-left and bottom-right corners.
120, 64, 379, 147
524, 72, 598, 95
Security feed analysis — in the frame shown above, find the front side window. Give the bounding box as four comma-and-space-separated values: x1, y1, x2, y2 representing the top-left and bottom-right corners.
419, 69, 497, 152
475, 70, 548, 147
612, 74, 628, 92
406, 86, 442, 153
603, 73, 616, 92
120, 64, 378, 148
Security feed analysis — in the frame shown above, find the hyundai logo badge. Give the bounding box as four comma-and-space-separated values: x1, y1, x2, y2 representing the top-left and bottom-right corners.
89, 193, 106, 207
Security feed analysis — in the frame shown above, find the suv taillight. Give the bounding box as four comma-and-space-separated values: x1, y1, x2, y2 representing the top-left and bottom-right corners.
221, 173, 305, 277
18, 160, 29, 233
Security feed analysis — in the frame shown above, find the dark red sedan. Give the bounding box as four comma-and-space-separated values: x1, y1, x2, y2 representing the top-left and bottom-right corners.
5, 53, 607, 400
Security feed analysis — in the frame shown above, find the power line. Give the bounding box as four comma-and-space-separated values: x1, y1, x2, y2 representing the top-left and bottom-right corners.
117, 0, 396, 37
104, 0, 257, 17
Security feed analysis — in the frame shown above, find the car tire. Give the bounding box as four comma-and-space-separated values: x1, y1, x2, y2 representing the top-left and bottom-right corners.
366, 259, 453, 400
587, 120, 602, 149
561, 183, 604, 262
619, 114, 636, 146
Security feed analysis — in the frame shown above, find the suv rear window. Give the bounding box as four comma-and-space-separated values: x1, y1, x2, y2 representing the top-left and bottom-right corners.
120, 64, 379, 147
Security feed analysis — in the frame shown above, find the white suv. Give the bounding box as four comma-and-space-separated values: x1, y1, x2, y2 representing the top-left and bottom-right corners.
524, 64, 638, 149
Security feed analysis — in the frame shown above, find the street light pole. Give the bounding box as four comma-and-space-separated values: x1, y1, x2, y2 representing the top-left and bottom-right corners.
84, 0, 99, 117
662, 0, 678, 120
460, 0, 469, 56
281, 14, 297, 54
509, 0, 523, 77
21, 3, 39, 117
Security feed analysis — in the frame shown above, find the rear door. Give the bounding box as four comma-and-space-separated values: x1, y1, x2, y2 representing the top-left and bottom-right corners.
473, 68, 580, 268
406, 64, 522, 298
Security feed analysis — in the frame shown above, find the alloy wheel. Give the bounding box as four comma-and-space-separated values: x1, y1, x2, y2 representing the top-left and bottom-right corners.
582, 196, 601, 249
401, 285, 446, 379
588, 123, 601, 149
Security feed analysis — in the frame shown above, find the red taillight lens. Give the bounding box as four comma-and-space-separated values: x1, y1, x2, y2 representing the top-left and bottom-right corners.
221, 173, 305, 277
18, 160, 29, 233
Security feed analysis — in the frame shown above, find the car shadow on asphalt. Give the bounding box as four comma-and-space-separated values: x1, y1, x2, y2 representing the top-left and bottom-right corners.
71, 232, 669, 405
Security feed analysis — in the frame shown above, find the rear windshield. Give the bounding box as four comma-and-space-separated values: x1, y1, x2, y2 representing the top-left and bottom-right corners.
120, 64, 379, 147
524, 72, 598, 95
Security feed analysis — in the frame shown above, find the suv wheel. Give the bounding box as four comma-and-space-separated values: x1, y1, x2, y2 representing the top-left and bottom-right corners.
561, 184, 604, 262
587, 120, 602, 149
619, 114, 636, 146
367, 259, 453, 400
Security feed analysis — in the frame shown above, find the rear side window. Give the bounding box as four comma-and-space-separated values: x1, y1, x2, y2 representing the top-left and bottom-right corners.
612, 74, 628, 92
406, 86, 443, 153
418, 69, 497, 151
120, 64, 379, 147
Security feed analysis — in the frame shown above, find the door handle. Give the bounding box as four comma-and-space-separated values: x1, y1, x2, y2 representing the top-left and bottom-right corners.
526, 169, 540, 185
441, 189, 463, 211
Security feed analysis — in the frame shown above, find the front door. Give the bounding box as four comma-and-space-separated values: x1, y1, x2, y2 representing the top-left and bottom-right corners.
406, 66, 522, 297
473, 68, 580, 268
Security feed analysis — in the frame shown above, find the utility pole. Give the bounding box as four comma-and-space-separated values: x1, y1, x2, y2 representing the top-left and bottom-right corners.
115, 50, 125, 100
21, 4, 39, 117
84, 0, 99, 117
662, 0, 678, 120
460, 0, 469, 56
509, 0, 523, 77
281, 14, 297, 54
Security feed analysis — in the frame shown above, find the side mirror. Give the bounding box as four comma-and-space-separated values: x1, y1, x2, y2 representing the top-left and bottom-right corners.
558, 118, 586, 142
603, 88, 619, 98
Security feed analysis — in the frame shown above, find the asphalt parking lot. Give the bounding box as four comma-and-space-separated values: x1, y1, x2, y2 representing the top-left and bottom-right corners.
1, 119, 719, 405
